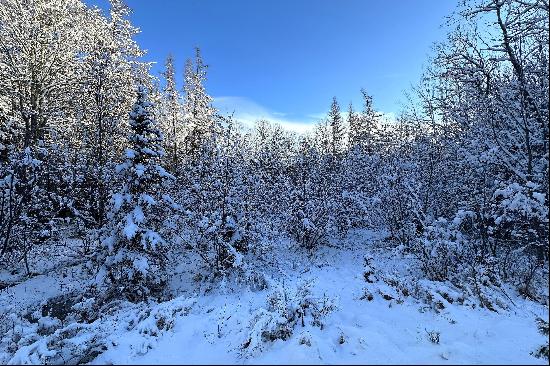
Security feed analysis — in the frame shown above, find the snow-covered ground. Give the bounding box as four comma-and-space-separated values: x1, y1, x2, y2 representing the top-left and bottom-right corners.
1, 230, 548, 365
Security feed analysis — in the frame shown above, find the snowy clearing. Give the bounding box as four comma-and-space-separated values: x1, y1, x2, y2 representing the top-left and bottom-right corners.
2, 231, 546, 365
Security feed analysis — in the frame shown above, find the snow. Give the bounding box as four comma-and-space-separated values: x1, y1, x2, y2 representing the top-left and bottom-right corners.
90, 230, 548, 365
133, 206, 145, 223
1, 231, 547, 365
112, 193, 125, 211
156, 165, 176, 179
133, 257, 149, 276
141, 147, 157, 156
125, 149, 136, 159
532, 192, 545, 204
0, 241, 89, 316
135, 163, 145, 177
124, 214, 138, 239
143, 230, 163, 249
140, 194, 156, 206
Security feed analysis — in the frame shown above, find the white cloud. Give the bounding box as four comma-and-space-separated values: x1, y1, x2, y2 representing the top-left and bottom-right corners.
213, 96, 316, 134
212, 96, 399, 134
306, 112, 327, 121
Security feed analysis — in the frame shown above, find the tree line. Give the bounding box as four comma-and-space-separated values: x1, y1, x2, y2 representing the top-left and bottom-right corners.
0, 0, 547, 304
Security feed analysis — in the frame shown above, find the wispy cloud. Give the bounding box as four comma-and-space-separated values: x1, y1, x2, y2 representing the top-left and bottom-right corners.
213, 96, 398, 134
213, 96, 317, 134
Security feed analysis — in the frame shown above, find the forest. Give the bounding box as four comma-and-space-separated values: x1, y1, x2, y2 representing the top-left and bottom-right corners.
0, 0, 548, 364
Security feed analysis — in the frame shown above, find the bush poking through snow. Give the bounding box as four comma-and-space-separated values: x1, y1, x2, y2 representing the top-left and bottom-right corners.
338, 331, 346, 344
240, 281, 337, 358
360, 288, 374, 301
5, 320, 107, 365
425, 329, 440, 344
363, 255, 377, 283
130, 297, 196, 356
134, 297, 195, 338
298, 331, 312, 347
360, 252, 512, 313
532, 317, 549, 360
0, 294, 197, 364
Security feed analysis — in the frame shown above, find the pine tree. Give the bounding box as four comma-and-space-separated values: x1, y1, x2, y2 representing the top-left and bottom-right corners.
183, 47, 217, 158
358, 89, 381, 153
98, 85, 175, 302
328, 97, 344, 156
160, 54, 182, 172
347, 102, 358, 148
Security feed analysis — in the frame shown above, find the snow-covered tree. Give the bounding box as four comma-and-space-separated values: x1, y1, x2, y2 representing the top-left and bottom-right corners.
73, 0, 146, 229
358, 89, 382, 153
328, 97, 344, 156
159, 54, 183, 172
182, 47, 217, 159
97, 85, 175, 302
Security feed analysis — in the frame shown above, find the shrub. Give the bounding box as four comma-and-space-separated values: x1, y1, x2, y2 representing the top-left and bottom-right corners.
240, 281, 336, 358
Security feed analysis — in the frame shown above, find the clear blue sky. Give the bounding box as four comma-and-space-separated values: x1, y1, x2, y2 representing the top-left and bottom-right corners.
88, 0, 457, 131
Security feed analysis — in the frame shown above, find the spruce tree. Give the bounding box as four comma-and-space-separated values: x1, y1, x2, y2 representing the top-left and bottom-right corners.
183, 47, 217, 158
347, 102, 358, 148
98, 85, 175, 302
328, 97, 344, 156
359, 89, 381, 153
160, 54, 182, 173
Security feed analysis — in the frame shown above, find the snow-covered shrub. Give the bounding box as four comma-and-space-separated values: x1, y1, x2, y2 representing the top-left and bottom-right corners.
361, 249, 510, 313
500, 245, 549, 303
133, 297, 195, 337
0, 147, 58, 274
238, 267, 269, 292
412, 217, 467, 282
425, 329, 440, 344
185, 208, 250, 273
376, 164, 424, 248
0, 312, 38, 364
491, 182, 548, 259
466, 258, 510, 311
286, 187, 330, 251
129, 297, 196, 356
284, 142, 332, 252
243, 306, 293, 354
297, 330, 312, 347
40, 292, 79, 324
532, 317, 549, 360
360, 259, 411, 304
70, 296, 96, 323
179, 119, 262, 276
363, 255, 378, 283
409, 207, 545, 310
240, 281, 336, 358
2, 316, 107, 365
1, 294, 198, 364
36, 316, 62, 336
1, 293, 121, 364
489, 182, 548, 300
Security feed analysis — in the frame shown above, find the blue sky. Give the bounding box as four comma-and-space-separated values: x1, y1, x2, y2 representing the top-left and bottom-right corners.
89, 0, 457, 131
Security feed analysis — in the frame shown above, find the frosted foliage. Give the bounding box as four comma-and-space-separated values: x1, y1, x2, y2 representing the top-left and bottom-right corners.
0, 0, 547, 364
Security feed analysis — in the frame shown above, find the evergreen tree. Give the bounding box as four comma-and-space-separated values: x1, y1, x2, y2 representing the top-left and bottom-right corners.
160, 54, 183, 172
328, 97, 344, 156
347, 102, 358, 148
359, 89, 381, 153
97, 85, 175, 302
183, 47, 217, 158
